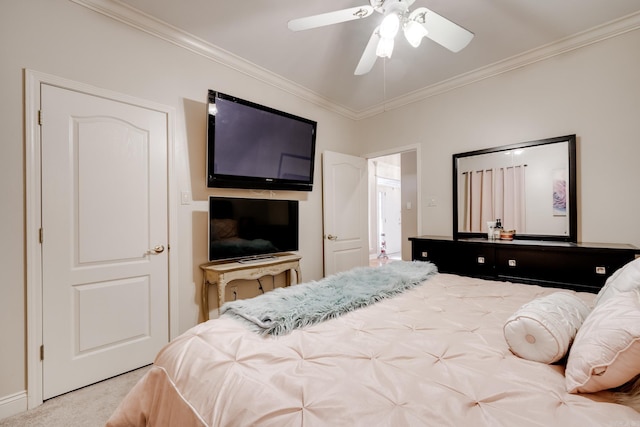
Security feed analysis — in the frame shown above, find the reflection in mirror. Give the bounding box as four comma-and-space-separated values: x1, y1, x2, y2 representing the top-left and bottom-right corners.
453, 135, 576, 242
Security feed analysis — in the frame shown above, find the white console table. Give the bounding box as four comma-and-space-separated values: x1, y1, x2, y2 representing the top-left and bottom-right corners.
199, 253, 302, 321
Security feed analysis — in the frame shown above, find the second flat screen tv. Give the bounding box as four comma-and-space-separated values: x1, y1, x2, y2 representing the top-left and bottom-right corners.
207, 90, 317, 191
208, 197, 299, 262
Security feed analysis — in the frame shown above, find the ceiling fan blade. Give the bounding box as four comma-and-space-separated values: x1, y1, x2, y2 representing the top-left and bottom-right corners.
413, 7, 474, 52
354, 27, 380, 76
288, 6, 374, 31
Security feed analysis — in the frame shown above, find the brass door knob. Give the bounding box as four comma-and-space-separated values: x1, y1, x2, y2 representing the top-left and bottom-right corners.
150, 245, 165, 254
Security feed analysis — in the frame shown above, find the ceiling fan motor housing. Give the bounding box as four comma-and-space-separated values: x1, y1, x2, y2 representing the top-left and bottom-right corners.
372, 0, 412, 17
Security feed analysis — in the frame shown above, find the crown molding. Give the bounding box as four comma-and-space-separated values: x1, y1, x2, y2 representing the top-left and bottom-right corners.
69, 0, 360, 119
71, 0, 640, 121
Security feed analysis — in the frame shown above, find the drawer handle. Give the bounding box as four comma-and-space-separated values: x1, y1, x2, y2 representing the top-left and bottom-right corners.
421, 251, 428, 258
595, 266, 606, 275
477, 256, 485, 264
508, 259, 517, 267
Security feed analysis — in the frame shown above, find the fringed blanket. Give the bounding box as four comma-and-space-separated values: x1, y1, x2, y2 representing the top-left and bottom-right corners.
220, 260, 437, 335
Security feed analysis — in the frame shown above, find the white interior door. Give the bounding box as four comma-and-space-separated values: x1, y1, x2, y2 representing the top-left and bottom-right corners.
322, 151, 368, 275
41, 84, 169, 399
378, 182, 402, 255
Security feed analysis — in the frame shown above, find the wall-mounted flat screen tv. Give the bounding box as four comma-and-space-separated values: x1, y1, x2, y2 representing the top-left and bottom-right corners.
208, 196, 299, 262
206, 90, 317, 191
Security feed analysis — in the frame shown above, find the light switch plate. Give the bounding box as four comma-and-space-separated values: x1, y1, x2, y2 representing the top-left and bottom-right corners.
181, 191, 191, 205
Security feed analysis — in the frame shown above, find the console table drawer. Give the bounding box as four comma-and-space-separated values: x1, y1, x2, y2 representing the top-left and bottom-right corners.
199, 253, 301, 322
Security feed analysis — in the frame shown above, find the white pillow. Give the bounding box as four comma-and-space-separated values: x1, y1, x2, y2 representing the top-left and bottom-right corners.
566, 288, 640, 393
503, 292, 590, 364
594, 257, 640, 306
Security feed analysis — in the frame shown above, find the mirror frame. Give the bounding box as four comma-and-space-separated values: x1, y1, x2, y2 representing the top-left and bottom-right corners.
452, 135, 577, 242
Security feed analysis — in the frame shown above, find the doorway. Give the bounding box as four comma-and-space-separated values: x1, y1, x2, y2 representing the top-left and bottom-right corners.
368, 149, 418, 266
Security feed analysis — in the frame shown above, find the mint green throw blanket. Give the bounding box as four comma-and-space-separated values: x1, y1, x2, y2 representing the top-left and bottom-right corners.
220, 260, 437, 336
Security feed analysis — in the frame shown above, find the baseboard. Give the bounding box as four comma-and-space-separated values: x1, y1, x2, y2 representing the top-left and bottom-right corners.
0, 391, 28, 420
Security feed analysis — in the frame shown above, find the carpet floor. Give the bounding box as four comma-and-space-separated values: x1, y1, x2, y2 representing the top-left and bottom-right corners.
0, 365, 150, 427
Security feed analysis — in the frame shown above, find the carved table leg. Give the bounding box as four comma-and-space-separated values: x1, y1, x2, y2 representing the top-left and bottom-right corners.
201, 277, 209, 322
218, 276, 227, 307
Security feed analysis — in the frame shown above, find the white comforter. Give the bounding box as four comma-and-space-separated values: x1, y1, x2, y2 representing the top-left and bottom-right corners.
107, 273, 640, 426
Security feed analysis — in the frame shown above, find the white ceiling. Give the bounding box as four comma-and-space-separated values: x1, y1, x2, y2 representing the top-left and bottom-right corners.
93, 0, 640, 117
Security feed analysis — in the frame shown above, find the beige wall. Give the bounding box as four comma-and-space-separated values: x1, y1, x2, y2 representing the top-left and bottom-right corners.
357, 28, 640, 249
1, 0, 639, 418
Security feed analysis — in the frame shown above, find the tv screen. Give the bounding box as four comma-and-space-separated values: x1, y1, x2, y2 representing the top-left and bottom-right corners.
208, 196, 299, 262
207, 90, 317, 191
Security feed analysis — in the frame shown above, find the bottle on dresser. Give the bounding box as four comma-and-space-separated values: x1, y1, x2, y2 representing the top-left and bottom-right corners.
494, 218, 503, 240
487, 221, 496, 240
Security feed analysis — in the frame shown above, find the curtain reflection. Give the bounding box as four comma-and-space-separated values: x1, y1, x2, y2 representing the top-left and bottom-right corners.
462, 165, 526, 233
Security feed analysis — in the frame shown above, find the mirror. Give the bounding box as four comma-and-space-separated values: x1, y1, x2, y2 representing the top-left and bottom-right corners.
453, 135, 577, 242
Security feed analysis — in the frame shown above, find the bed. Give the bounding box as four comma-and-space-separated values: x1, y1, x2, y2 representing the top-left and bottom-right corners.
107, 260, 640, 426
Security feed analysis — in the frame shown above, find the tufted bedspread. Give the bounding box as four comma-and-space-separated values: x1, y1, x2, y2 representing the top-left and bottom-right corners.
107, 273, 640, 426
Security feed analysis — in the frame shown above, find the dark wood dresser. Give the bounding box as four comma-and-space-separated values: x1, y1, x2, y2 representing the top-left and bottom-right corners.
410, 236, 640, 293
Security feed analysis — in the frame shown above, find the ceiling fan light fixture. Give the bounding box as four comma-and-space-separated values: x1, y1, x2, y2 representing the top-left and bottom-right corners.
376, 37, 394, 58
404, 20, 428, 48
288, 2, 475, 76
379, 12, 400, 39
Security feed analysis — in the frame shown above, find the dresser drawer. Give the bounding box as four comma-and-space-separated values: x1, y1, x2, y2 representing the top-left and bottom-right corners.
453, 242, 495, 279
411, 239, 457, 272
495, 246, 633, 291
410, 236, 639, 293
411, 238, 494, 277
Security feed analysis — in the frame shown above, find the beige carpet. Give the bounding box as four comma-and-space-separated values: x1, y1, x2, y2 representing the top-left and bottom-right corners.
0, 365, 151, 427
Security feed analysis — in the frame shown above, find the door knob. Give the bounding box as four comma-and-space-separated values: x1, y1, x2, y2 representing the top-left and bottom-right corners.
326, 234, 338, 241
150, 245, 165, 254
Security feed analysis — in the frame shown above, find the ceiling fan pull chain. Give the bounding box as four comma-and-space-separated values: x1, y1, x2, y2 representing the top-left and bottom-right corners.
383, 58, 387, 111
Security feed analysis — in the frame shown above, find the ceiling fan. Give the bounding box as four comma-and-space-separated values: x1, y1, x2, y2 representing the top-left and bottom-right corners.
288, 0, 474, 75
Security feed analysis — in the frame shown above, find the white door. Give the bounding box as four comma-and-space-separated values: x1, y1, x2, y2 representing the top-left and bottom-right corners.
379, 183, 402, 255
322, 151, 368, 275
41, 84, 169, 399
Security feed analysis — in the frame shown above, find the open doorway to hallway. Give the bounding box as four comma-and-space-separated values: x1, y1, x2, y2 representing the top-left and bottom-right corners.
368, 150, 418, 267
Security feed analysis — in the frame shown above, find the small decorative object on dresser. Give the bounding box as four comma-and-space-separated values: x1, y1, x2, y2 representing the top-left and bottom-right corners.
500, 229, 516, 240
410, 236, 640, 293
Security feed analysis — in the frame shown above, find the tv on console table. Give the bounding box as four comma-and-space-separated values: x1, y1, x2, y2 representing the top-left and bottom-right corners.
410, 236, 640, 293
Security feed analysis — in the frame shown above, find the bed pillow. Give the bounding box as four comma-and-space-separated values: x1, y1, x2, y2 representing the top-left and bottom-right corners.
503, 292, 590, 364
594, 257, 640, 306
565, 288, 640, 393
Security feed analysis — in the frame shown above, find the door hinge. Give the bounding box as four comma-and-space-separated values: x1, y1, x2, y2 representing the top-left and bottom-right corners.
40, 345, 44, 361
39, 228, 43, 244
38, 110, 42, 126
